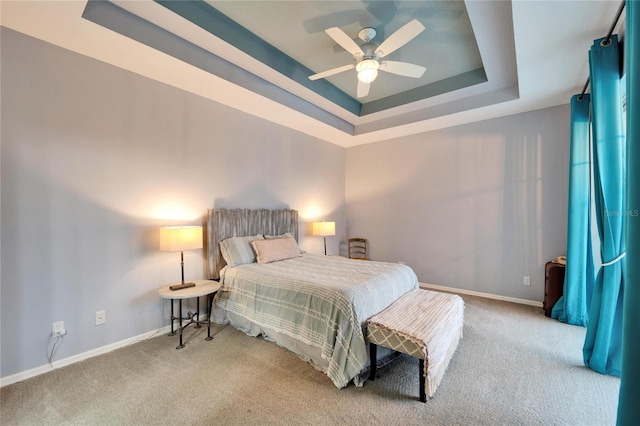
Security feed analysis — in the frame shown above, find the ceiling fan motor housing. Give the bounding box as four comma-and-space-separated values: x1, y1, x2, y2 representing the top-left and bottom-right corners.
360, 42, 379, 60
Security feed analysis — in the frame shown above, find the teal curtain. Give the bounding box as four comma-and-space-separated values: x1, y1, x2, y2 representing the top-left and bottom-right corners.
583, 34, 626, 376
618, 0, 640, 423
551, 94, 593, 326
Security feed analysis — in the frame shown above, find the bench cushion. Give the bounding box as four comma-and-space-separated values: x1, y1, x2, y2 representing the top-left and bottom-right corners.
367, 289, 464, 398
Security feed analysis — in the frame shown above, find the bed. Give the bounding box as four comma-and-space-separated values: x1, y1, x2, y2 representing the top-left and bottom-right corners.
207, 208, 418, 388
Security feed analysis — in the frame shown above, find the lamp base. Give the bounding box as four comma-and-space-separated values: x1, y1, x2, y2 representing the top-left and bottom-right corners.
170, 282, 196, 291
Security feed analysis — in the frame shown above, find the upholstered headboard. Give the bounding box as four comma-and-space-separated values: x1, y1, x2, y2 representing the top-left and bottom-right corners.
206, 208, 299, 280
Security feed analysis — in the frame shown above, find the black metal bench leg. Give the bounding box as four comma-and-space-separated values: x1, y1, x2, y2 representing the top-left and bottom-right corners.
369, 342, 377, 381
419, 358, 426, 403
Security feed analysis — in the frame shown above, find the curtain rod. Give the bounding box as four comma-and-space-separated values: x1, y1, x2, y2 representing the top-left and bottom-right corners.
578, 0, 626, 100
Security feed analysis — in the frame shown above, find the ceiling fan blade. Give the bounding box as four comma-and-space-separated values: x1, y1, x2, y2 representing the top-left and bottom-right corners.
375, 19, 425, 58
325, 27, 364, 58
380, 61, 426, 78
357, 80, 370, 98
308, 64, 355, 81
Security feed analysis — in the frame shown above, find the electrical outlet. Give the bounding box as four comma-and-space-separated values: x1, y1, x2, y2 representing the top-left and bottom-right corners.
523, 276, 531, 286
96, 310, 106, 326
52, 321, 66, 337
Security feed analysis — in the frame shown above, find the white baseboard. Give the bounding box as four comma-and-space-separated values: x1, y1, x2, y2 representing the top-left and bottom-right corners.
0, 325, 171, 388
419, 283, 543, 308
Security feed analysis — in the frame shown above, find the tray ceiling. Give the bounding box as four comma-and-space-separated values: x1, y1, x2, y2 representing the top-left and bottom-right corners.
1, 1, 625, 147
203, 1, 485, 105
81, 0, 517, 140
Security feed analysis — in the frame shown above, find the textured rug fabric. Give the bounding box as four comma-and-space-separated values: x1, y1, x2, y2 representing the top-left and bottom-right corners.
1, 296, 620, 425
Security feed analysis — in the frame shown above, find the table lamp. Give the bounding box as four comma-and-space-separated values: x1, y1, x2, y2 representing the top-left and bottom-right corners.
160, 225, 203, 290
312, 221, 335, 255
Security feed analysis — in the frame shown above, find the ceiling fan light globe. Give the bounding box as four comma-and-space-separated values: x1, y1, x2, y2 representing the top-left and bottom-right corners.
358, 69, 378, 84
356, 59, 379, 84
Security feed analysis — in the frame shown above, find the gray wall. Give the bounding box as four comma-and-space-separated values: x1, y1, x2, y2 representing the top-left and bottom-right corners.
346, 105, 570, 301
0, 29, 345, 378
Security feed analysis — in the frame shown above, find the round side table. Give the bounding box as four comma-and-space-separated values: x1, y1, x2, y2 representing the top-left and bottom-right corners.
158, 279, 221, 349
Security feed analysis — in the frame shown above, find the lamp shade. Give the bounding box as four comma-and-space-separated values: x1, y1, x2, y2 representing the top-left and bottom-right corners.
159, 226, 203, 252
312, 221, 336, 237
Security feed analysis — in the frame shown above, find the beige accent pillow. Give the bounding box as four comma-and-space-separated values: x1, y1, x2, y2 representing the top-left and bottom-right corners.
252, 237, 301, 264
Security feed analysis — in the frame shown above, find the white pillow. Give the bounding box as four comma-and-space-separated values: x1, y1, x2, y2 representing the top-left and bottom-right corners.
219, 234, 263, 267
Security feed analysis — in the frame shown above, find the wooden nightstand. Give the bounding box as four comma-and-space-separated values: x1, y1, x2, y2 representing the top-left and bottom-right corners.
158, 279, 220, 349
544, 262, 565, 317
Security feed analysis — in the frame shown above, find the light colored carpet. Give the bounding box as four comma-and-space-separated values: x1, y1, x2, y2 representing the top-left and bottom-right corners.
1, 296, 620, 425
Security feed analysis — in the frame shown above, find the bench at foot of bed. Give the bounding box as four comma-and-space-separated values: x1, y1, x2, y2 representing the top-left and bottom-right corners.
367, 288, 464, 402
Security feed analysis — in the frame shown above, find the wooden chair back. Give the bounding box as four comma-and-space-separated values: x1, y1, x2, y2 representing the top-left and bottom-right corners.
348, 238, 368, 260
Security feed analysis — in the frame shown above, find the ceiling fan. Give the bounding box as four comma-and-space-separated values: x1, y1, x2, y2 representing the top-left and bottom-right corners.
308, 19, 427, 98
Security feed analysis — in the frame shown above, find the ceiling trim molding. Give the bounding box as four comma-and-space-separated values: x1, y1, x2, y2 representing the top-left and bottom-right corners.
154, 0, 492, 118
83, 0, 356, 135
155, 0, 362, 115
355, 84, 519, 135
361, 68, 487, 115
